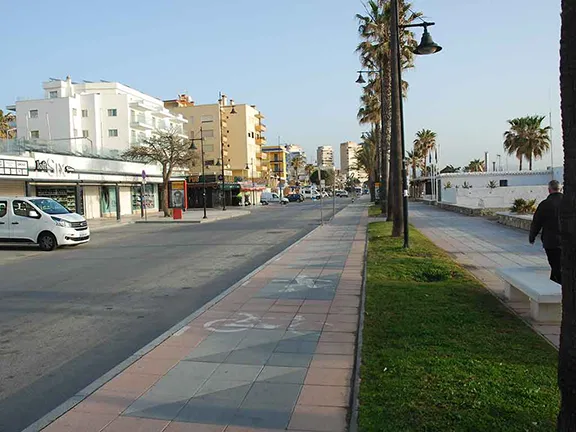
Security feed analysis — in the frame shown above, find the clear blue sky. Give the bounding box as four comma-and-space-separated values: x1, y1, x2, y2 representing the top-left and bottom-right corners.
1, 0, 562, 170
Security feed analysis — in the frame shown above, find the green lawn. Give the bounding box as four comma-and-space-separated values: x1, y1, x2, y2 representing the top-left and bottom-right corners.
359, 222, 559, 432
368, 204, 383, 217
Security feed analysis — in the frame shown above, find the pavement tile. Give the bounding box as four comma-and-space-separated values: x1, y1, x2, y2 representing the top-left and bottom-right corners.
315, 342, 355, 355
274, 340, 318, 354
323, 322, 357, 333
318, 332, 356, 344
74, 389, 140, 415
225, 348, 274, 365
310, 355, 354, 369
124, 358, 179, 376
242, 382, 302, 408
101, 416, 169, 432
267, 353, 313, 368
232, 408, 292, 430
326, 314, 357, 323
298, 306, 331, 314
145, 344, 195, 361
42, 412, 117, 432
256, 366, 308, 384
268, 305, 301, 313
194, 379, 253, 400
100, 372, 162, 395
288, 406, 347, 432
274, 299, 305, 306
165, 422, 226, 432
211, 364, 264, 382
304, 368, 352, 387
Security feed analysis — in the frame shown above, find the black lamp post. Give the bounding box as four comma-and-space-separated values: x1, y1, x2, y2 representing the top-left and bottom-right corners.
245, 158, 255, 206
190, 128, 207, 219
218, 94, 237, 211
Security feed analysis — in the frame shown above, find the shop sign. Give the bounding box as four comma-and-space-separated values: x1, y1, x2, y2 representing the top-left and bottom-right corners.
0, 159, 29, 176
35, 159, 75, 177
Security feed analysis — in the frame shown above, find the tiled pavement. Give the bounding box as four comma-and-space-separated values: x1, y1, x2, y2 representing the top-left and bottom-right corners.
40, 204, 368, 432
410, 203, 559, 347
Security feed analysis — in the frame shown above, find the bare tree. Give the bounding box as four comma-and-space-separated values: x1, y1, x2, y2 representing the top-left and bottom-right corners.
123, 128, 197, 216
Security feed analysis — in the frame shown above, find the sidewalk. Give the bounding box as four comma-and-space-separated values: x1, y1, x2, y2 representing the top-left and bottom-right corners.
88, 208, 251, 232
38, 204, 368, 432
409, 203, 558, 347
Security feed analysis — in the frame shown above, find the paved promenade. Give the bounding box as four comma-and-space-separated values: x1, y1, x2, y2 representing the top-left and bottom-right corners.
410, 203, 558, 347
38, 204, 367, 432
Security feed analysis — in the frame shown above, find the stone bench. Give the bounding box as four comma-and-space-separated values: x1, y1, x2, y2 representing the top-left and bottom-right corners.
496, 267, 562, 323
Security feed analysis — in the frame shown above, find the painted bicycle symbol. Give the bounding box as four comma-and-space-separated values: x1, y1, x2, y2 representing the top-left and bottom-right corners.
203, 312, 314, 333
272, 275, 335, 294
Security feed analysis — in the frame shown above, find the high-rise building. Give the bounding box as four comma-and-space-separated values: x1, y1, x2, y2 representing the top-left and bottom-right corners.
340, 141, 368, 182
11, 77, 187, 157
316, 146, 334, 168
165, 94, 267, 181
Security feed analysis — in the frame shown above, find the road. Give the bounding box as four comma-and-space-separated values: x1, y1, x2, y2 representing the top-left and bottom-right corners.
0, 199, 349, 432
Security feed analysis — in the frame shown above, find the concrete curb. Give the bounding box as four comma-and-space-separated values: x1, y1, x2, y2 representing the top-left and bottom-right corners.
348, 211, 369, 432
133, 211, 251, 225
23, 213, 325, 432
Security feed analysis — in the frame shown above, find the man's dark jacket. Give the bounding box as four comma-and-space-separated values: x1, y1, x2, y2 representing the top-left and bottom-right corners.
529, 192, 563, 249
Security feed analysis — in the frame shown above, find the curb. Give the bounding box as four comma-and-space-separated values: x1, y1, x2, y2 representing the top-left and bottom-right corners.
348, 211, 369, 432
133, 212, 251, 225
23, 214, 326, 432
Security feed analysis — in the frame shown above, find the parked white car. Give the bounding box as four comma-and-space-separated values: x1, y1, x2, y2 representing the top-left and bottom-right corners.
260, 192, 289, 205
302, 189, 321, 200
0, 197, 90, 251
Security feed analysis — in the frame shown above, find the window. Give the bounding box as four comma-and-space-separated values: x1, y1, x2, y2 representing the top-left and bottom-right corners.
107, 109, 118, 117
204, 144, 214, 152
29, 109, 39, 119
201, 115, 214, 123
108, 129, 119, 137
202, 129, 215, 138
499, 179, 508, 187
0, 201, 7, 218
72, 108, 78, 116
30, 130, 40, 139
49, 91, 58, 98
12, 200, 37, 218
205, 160, 215, 166
82, 130, 89, 138
82, 109, 88, 118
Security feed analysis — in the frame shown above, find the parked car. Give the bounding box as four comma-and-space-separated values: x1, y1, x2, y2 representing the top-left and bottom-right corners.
336, 190, 349, 198
0, 197, 90, 251
260, 192, 289, 205
287, 193, 305, 203
302, 189, 321, 200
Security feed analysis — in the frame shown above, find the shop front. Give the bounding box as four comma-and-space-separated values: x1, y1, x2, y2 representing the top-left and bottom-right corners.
0, 151, 162, 220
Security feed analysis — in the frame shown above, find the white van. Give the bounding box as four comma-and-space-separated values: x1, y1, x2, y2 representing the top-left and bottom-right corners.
302, 188, 321, 200
0, 197, 90, 251
260, 192, 289, 205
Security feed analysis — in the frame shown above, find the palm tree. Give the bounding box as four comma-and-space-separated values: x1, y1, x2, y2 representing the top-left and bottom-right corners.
557, 2, 576, 429
504, 115, 551, 171
355, 130, 378, 201
465, 159, 485, 173
440, 165, 460, 174
290, 155, 305, 180
0, 110, 16, 139
356, 0, 421, 221
413, 129, 437, 167
406, 149, 424, 181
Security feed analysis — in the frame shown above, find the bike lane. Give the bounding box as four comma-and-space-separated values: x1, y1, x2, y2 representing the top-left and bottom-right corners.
38, 204, 368, 432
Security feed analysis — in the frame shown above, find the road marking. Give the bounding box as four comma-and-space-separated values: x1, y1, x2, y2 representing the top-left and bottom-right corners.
204, 312, 280, 333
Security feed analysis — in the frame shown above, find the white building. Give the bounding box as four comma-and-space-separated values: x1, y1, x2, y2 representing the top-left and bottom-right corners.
316, 146, 334, 169
285, 144, 307, 182
340, 141, 367, 183
8, 77, 187, 157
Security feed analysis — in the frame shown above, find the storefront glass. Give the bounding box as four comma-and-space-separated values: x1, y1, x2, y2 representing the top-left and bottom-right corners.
131, 184, 156, 212
100, 186, 117, 215
35, 186, 81, 214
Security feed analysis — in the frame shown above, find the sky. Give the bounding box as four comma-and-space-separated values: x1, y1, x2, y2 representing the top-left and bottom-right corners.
1, 0, 562, 170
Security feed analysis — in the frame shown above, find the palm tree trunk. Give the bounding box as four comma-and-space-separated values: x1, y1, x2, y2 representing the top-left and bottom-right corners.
380, 65, 391, 217
529, 155, 533, 171
374, 123, 381, 204
519, 158, 523, 171
557, 1, 576, 429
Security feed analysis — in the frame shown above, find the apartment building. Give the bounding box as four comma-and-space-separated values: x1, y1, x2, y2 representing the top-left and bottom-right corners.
316, 146, 334, 169
262, 145, 289, 183
340, 141, 368, 182
165, 94, 267, 181
285, 144, 307, 182
10, 77, 187, 156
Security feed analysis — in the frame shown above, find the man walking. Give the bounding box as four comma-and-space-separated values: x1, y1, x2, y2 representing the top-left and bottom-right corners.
529, 180, 563, 284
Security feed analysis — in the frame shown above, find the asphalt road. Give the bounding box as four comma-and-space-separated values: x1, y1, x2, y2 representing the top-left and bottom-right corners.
0, 199, 349, 432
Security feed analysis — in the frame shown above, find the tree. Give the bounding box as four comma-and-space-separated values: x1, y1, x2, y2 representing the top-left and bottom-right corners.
290, 155, 306, 180
440, 164, 460, 174
355, 130, 378, 201
557, 1, 576, 429
406, 149, 424, 180
504, 116, 551, 171
309, 168, 335, 186
413, 129, 437, 168
0, 109, 16, 139
465, 159, 485, 173
123, 129, 197, 217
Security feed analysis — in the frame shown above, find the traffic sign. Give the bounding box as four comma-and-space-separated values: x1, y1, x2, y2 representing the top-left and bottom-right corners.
141, 170, 147, 184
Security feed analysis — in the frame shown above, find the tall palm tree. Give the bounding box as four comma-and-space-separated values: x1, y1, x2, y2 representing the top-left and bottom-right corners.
0, 110, 16, 139
356, 0, 421, 221
557, 1, 576, 429
465, 159, 485, 173
290, 155, 305, 180
413, 129, 437, 168
504, 115, 551, 171
355, 130, 378, 201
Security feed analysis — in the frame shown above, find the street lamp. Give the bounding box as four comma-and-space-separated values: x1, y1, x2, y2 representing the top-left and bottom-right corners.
390, 0, 442, 247
245, 158, 255, 206
190, 128, 208, 219
218, 94, 237, 211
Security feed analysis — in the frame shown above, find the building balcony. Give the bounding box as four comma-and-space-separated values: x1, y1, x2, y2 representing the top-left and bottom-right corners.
256, 136, 266, 145
131, 116, 154, 130
255, 112, 265, 120
257, 152, 268, 160
255, 124, 266, 132
130, 100, 149, 112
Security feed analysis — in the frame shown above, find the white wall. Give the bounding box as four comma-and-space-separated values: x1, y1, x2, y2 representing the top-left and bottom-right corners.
439, 169, 564, 190
441, 185, 549, 208
119, 187, 132, 216
83, 186, 101, 219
